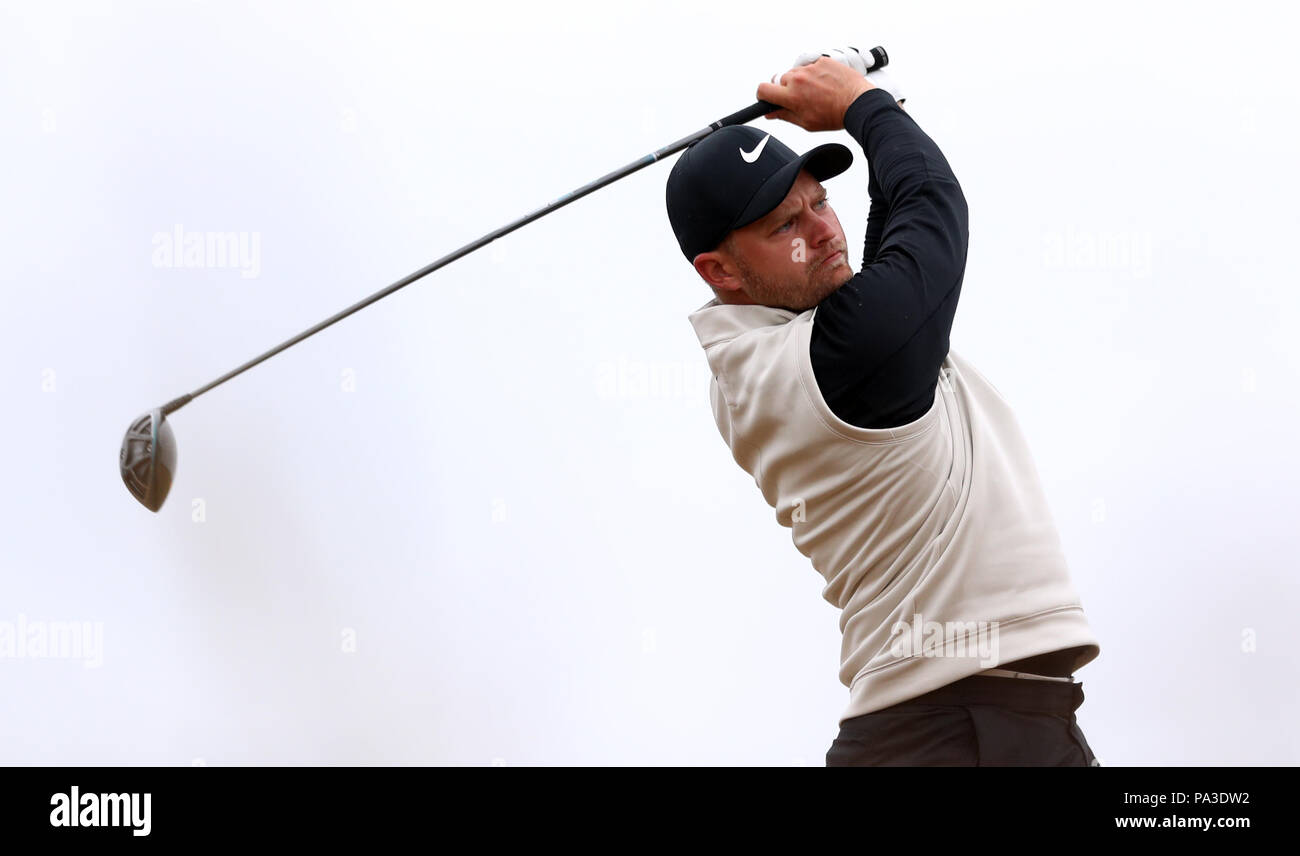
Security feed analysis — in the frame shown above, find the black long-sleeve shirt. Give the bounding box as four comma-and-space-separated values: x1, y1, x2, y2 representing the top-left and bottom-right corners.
810, 88, 969, 429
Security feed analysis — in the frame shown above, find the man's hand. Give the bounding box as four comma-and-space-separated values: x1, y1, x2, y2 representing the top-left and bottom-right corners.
756, 56, 876, 133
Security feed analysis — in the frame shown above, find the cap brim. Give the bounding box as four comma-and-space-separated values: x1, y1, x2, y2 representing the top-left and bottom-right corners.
730, 142, 854, 233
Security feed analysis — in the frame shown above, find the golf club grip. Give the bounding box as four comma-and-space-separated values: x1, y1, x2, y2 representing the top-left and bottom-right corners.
714, 44, 889, 129
715, 101, 782, 129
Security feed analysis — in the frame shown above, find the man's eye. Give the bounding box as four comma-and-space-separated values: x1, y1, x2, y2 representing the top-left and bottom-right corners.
816, 197, 829, 208
777, 219, 794, 232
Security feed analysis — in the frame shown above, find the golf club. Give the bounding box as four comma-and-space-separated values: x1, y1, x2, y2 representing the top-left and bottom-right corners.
119, 46, 891, 512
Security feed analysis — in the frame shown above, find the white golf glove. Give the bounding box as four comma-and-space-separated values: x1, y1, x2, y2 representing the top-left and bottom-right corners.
779, 46, 906, 105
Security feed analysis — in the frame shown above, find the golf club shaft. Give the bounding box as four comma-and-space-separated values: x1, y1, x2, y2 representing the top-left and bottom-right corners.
159, 98, 781, 416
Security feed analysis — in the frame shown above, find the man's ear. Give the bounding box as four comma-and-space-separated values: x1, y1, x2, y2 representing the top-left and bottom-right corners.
693, 249, 745, 296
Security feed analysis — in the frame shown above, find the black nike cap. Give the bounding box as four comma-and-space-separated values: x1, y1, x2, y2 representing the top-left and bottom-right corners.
665, 125, 853, 263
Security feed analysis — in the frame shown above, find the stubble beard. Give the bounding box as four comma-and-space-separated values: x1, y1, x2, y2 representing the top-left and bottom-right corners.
732, 251, 853, 312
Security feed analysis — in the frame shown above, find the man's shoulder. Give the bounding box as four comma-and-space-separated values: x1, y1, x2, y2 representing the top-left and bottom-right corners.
688, 299, 809, 350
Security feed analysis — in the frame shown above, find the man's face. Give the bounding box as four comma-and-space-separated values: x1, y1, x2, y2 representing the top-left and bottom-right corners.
694, 169, 853, 311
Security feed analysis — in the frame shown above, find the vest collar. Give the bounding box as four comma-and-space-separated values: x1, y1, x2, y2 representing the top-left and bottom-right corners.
687, 297, 806, 349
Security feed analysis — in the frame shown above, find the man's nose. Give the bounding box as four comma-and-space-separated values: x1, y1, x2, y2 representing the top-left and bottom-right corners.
808, 206, 837, 246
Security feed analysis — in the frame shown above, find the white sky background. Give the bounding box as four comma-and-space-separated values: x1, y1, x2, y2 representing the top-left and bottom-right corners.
1, 0, 1296, 765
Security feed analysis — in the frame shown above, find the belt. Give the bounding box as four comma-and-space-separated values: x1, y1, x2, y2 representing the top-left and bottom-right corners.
978, 667, 1075, 683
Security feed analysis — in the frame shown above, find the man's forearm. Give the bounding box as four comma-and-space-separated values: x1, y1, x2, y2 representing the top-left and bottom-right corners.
863, 159, 887, 266
843, 87, 960, 199
850, 90, 924, 268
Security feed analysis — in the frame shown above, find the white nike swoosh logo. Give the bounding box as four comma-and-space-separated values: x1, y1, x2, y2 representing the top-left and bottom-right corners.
740, 134, 770, 163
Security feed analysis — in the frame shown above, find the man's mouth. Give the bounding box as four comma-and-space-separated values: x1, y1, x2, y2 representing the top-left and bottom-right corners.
819, 250, 844, 268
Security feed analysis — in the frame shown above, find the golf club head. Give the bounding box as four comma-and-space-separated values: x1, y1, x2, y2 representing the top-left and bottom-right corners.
119, 409, 177, 512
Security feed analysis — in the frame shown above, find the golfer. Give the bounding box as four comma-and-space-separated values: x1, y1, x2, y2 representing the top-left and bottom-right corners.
665, 53, 1102, 766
